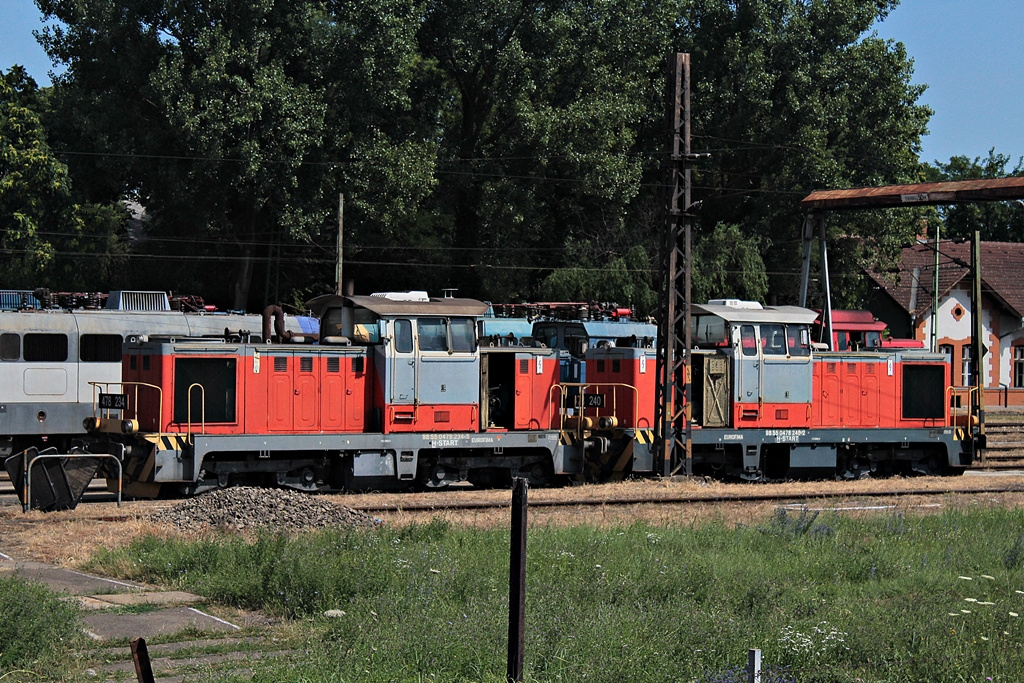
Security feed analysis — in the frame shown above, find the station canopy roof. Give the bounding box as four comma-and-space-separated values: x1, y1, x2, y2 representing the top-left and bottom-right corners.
801, 177, 1024, 211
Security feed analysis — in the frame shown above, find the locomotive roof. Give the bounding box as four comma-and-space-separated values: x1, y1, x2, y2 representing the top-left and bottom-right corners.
693, 303, 819, 325
307, 294, 491, 318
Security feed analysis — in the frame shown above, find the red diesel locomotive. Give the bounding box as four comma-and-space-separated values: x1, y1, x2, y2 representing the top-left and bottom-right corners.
83, 293, 972, 496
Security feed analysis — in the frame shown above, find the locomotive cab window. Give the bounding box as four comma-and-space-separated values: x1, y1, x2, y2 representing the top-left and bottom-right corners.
417, 317, 476, 353
418, 318, 447, 351
692, 315, 727, 346
449, 318, 475, 352
761, 325, 787, 355
0, 333, 19, 361
786, 325, 811, 357
173, 357, 237, 423
740, 325, 757, 357
395, 319, 413, 353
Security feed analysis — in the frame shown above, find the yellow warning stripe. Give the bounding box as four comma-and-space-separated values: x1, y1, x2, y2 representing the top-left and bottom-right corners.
634, 429, 654, 445
143, 434, 189, 451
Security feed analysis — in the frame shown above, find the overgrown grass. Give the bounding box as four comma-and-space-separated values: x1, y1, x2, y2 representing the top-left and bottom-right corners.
0, 575, 83, 677
84, 506, 1024, 682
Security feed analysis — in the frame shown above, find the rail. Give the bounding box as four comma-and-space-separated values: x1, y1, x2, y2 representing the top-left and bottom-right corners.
21, 449, 122, 513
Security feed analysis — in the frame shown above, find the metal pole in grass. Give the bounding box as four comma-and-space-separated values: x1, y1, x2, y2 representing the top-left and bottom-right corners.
507, 477, 528, 682
747, 648, 761, 683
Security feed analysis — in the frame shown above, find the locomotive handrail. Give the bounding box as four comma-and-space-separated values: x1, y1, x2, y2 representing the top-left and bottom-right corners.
88, 381, 163, 430
551, 382, 640, 440
947, 385, 978, 428
186, 383, 206, 444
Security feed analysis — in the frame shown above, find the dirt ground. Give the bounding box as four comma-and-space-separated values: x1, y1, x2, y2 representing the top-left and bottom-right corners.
3, 474, 1024, 567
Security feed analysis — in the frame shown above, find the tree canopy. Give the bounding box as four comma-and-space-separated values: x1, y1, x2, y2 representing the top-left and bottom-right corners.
924, 150, 1024, 242
20, 0, 938, 312
0, 66, 127, 289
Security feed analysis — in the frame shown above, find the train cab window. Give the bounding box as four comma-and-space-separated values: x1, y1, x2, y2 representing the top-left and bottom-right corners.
418, 318, 448, 352
0, 333, 19, 361
786, 325, 811, 357
535, 325, 559, 349
80, 334, 123, 362
450, 318, 476, 352
761, 325, 787, 356
395, 319, 413, 353
740, 325, 757, 357
23, 333, 69, 362
693, 315, 727, 346
864, 331, 882, 349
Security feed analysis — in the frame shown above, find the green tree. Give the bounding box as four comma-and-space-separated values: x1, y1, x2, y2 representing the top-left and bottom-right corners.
678, 0, 932, 308
0, 66, 127, 289
925, 150, 1024, 242
413, 0, 675, 304
39, 0, 431, 310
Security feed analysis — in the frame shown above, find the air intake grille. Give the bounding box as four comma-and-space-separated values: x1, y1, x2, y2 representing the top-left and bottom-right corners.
105, 291, 171, 311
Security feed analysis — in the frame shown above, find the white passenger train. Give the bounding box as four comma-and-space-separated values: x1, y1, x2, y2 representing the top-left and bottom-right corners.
0, 290, 317, 458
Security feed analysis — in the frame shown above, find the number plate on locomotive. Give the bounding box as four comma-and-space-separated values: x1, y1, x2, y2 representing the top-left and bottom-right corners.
99, 393, 128, 410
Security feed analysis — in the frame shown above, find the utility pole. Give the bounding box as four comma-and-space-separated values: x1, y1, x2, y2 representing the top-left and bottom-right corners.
655, 53, 705, 477
931, 222, 939, 353
336, 194, 344, 296
971, 230, 986, 452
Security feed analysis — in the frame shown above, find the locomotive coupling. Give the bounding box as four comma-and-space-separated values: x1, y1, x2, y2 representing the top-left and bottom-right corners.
584, 436, 610, 455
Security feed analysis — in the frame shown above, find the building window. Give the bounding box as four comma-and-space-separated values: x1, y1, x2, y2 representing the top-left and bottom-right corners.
961, 344, 974, 386
1015, 347, 1024, 388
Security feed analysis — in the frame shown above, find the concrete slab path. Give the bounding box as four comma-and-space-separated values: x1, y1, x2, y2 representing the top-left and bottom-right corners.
0, 550, 241, 641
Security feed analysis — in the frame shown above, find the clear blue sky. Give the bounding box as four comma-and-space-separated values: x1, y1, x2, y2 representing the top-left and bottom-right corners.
1, 0, 1022, 168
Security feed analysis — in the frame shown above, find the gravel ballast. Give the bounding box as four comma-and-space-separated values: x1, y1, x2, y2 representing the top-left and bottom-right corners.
151, 486, 380, 531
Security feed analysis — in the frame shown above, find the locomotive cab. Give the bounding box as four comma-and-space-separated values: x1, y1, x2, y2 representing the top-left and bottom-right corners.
689, 300, 819, 430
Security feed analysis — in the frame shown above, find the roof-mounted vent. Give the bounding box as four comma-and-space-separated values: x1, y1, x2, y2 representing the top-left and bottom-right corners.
105, 291, 171, 311
370, 291, 431, 302
706, 299, 764, 310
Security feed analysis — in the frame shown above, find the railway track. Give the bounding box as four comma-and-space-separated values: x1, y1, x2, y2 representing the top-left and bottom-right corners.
975, 420, 1024, 469
4, 475, 1023, 517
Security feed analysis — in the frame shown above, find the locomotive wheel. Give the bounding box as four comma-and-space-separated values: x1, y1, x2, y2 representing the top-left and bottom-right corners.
417, 464, 452, 490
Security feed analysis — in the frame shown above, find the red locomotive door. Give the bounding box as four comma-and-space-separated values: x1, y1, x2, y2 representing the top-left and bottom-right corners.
267, 352, 319, 431
294, 354, 318, 430
267, 354, 294, 431
860, 362, 880, 426
820, 361, 841, 425
321, 355, 347, 431
841, 362, 861, 426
